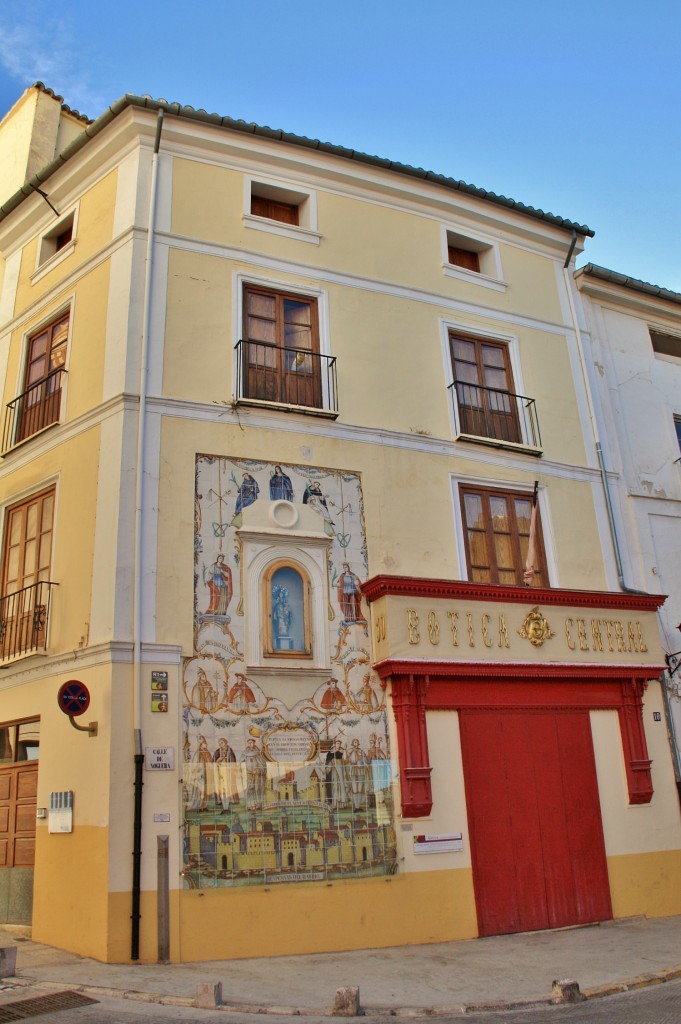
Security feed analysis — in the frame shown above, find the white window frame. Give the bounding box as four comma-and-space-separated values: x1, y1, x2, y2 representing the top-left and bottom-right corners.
32, 205, 79, 283
441, 225, 506, 292
233, 272, 335, 414
243, 176, 321, 245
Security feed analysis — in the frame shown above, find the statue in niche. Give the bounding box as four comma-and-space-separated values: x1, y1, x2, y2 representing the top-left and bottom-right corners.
272, 584, 293, 649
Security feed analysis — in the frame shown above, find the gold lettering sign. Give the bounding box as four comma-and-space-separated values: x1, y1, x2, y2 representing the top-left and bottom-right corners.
428, 611, 440, 645
407, 609, 420, 645
576, 618, 589, 652
375, 615, 386, 643
397, 600, 654, 661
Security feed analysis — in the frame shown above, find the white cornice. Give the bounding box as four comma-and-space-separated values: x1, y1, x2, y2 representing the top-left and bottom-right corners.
0, 640, 184, 688
143, 393, 611, 485
0, 392, 137, 479
157, 231, 574, 337
577, 276, 681, 322
0, 102, 582, 262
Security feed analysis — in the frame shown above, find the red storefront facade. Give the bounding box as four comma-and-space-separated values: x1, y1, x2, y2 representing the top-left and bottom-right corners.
364, 576, 668, 938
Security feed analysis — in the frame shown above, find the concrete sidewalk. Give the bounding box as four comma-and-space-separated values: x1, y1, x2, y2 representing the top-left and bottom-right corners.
1, 915, 681, 1016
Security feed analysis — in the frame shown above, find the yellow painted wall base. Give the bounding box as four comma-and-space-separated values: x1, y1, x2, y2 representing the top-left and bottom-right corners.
177, 869, 478, 963
608, 849, 681, 919
33, 848, 681, 963
31, 826, 110, 962
85, 869, 478, 963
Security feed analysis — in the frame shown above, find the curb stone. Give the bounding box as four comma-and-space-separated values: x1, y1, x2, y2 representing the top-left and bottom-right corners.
1, 961, 680, 1017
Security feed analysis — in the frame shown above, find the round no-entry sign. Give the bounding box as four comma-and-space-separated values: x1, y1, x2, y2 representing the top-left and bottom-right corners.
57, 680, 91, 717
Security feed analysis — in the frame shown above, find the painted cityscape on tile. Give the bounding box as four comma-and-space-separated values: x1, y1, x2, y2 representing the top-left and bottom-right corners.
182, 455, 397, 887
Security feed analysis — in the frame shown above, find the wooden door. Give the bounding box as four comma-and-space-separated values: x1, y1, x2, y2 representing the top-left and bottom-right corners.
0, 764, 38, 868
460, 708, 612, 936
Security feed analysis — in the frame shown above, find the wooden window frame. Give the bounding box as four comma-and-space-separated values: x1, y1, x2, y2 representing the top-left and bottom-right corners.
242, 284, 322, 408
2, 487, 56, 596
449, 331, 521, 444
459, 484, 548, 588
262, 559, 312, 658
0, 718, 40, 766
15, 312, 69, 444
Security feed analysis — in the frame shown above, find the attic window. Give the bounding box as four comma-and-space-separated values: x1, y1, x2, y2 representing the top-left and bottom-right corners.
244, 179, 320, 243
650, 330, 681, 359
446, 231, 489, 274
38, 212, 75, 266
442, 228, 505, 291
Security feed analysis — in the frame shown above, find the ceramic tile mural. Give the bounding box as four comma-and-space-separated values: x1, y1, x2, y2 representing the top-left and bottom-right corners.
182, 456, 397, 888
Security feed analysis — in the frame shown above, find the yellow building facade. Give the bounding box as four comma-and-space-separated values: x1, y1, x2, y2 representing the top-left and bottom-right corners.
0, 85, 679, 963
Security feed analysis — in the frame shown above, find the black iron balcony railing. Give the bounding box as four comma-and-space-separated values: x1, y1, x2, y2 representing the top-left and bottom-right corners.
0, 581, 57, 662
448, 380, 542, 449
2, 368, 65, 454
235, 340, 337, 413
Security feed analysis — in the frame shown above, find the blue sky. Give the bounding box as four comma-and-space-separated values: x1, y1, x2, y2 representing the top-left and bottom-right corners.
1, 0, 679, 290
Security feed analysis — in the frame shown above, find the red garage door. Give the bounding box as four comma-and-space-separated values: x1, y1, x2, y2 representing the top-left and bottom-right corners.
460, 708, 612, 937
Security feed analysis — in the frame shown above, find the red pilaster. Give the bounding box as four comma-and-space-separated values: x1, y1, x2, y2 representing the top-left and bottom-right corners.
618, 679, 654, 804
389, 673, 433, 818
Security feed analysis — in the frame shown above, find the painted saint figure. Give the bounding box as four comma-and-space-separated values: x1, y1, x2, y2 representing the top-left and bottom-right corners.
235, 473, 259, 515
205, 554, 232, 615
320, 677, 346, 712
240, 737, 267, 809
227, 674, 256, 714
192, 668, 218, 713
368, 733, 391, 822
324, 739, 347, 807
355, 674, 378, 713
337, 563, 366, 625
344, 738, 371, 811
187, 735, 215, 811
269, 465, 294, 501
213, 738, 239, 811
303, 480, 334, 523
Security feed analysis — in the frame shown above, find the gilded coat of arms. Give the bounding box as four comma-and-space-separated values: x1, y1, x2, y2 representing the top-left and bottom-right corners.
518, 606, 555, 647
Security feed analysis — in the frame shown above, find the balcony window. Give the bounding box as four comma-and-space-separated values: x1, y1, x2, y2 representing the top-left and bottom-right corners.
1, 488, 56, 661
448, 331, 541, 451
2, 313, 68, 453
236, 285, 337, 414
